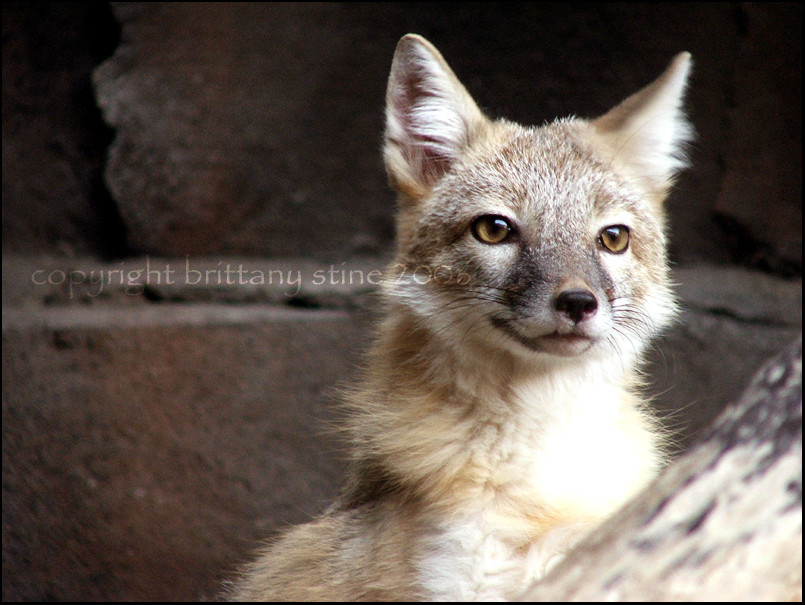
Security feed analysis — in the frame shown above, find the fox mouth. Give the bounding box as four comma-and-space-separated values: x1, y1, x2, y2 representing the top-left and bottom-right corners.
490, 316, 596, 356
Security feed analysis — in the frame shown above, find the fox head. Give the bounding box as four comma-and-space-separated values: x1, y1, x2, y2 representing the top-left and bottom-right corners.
382, 34, 692, 363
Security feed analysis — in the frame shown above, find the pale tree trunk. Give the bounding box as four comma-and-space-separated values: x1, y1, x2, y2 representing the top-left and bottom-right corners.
523, 338, 802, 601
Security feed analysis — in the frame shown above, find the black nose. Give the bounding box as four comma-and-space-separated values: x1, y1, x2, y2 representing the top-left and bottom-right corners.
554, 289, 598, 324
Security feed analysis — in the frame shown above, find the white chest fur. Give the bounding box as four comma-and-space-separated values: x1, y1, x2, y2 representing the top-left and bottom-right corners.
414, 372, 660, 601
416, 511, 592, 601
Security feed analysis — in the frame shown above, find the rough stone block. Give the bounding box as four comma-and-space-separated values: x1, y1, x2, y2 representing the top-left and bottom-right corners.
2, 306, 366, 600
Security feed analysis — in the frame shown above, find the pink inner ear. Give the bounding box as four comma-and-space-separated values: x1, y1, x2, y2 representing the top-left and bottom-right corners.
389, 72, 456, 186
395, 68, 425, 112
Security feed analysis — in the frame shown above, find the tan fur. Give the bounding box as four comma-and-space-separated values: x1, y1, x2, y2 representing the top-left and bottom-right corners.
229, 35, 692, 601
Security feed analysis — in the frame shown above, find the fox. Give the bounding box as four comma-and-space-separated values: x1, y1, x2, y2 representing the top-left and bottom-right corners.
229, 34, 692, 601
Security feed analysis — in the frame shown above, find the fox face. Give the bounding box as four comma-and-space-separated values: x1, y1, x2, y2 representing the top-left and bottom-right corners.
384, 35, 691, 363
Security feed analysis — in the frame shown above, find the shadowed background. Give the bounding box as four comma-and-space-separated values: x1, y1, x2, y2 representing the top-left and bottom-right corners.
2, 2, 801, 600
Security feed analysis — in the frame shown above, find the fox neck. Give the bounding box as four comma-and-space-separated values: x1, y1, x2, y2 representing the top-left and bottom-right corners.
348, 302, 660, 520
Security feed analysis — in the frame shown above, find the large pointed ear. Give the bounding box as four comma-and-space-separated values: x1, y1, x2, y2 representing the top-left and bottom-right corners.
588, 52, 694, 201
384, 34, 489, 200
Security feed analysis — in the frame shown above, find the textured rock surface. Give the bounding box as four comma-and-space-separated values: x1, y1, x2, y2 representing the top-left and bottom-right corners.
2, 304, 367, 601
523, 338, 802, 601
92, 2, 397, 259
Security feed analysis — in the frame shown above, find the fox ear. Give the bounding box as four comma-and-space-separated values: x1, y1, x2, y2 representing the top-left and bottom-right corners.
589, 52, 694, 200
384, 34, 489, 199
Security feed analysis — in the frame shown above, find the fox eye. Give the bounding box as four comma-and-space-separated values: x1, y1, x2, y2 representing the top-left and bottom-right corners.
599, 225, 630, 254
472, 215, 514, 245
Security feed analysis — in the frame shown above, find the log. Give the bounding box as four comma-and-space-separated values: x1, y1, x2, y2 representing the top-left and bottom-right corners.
523, 338, 802, 601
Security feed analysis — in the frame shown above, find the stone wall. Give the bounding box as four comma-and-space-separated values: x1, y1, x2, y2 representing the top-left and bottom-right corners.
2, 2, 802, 601
4, 2, 801, 269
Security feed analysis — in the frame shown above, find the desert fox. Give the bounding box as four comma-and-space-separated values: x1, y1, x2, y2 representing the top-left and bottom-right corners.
230, 34, 692, 601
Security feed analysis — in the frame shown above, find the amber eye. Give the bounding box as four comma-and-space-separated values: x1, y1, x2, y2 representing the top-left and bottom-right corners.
472, 215, 514, 245
600, 225, 630, 254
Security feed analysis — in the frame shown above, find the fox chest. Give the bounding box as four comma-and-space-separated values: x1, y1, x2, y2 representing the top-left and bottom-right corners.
414, 511, 593, 601
410, 407, 659, 600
